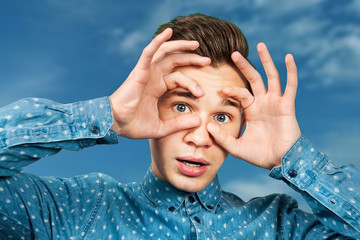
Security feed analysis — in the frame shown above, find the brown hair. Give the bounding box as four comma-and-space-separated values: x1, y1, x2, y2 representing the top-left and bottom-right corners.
155, 13, 251, 91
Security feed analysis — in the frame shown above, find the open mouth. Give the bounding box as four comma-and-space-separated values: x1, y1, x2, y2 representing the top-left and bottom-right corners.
179, 160, 205, 167
176, 156, 209, 177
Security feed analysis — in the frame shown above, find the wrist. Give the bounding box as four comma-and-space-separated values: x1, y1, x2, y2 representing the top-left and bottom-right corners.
109, 95, 122, 136
110, 119, 121, 136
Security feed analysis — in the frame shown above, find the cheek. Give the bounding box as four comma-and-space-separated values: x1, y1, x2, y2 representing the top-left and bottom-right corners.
223, 121, 242, 138
151, 133, 181, 158
211, 142, 229, 162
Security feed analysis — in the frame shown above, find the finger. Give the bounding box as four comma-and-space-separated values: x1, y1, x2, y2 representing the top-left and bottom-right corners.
231, 51, 266, 97
164, 72, 204, 97
157, 114, 201, 137
222, 87, 254, 110
160, 53, 211, 73
137, 28, 173, 70
153, 40, 201, 62
283, 53, 298, 102
207, 123, 239, 156
257, 43, 282, 96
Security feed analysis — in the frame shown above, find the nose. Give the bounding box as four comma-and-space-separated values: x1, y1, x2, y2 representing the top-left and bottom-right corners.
183, 118, 213, 148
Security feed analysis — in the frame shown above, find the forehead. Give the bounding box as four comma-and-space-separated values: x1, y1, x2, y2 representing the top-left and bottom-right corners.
175, 64, 246, 91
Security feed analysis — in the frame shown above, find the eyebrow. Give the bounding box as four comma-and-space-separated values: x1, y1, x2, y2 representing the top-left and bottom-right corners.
168, 90, 197, 99
167, 90, 241, 109
221, 98, 240, 108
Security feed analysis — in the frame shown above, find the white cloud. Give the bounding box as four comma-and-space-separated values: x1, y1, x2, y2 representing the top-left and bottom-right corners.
252, 0, 324, 11
46, 0, 117, 23
0, 56, 65, 107
235, 3, 359, 89
121, 31, 147, 52
108, 30, 146, 55
314, 120, 360, 169
336, 0, 360, 15
105, 0, 359, 89
305, 30, 360, 88
106, 1, 177, 56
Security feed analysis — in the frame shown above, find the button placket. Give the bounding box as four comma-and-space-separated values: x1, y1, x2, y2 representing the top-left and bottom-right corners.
185, 194, 203, 230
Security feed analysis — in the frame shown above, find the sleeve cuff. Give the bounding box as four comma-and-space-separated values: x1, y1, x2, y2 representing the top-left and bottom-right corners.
74, 97, 115, 140
269, 135, 328, 190
1, 97, 118, 148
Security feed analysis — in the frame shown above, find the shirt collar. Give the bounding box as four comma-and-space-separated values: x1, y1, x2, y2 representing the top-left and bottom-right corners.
141, 167, 222, 213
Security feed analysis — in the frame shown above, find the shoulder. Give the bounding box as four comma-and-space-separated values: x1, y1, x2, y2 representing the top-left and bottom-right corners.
0, 172, 123, 194
221, 190, 299, 210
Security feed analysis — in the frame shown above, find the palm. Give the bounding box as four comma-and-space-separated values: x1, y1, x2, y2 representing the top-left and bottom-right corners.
208, 43, 301, 170
238, 92, 300, 169
110, 29, 210, 139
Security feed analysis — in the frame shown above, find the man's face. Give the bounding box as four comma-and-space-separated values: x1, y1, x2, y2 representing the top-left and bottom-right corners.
149, 64, 246, 192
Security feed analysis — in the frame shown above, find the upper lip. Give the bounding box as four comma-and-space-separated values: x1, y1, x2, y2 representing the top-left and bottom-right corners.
176, 156, 209, 165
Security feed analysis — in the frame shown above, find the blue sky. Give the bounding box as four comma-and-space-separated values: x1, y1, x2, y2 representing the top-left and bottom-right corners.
1, 0, 359, 211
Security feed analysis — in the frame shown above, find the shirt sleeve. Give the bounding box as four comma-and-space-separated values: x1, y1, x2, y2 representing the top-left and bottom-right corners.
0, 97, 118, 177
270, 135, 360, 238
0, 97, 119, 239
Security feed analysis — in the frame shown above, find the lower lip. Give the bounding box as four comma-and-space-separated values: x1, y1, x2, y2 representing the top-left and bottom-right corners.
177, 160, 208, 177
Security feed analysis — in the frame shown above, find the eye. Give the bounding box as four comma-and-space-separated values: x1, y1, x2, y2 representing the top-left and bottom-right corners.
174, 103, 190, 113
215, 113, 231, 123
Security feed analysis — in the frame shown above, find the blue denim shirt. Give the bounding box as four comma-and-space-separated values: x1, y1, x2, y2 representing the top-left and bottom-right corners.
0, 97, 359, 239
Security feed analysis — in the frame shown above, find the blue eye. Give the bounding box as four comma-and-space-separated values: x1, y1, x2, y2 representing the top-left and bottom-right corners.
215, 113, 230, 123
174, 103, 190, 113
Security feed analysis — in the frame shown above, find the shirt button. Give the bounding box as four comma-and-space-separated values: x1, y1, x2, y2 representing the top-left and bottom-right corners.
288, 169, 297, 178
168, 206, 175, 212
188, 196, 195, 203
91, 125, 100, 134
194, 216, 201, 223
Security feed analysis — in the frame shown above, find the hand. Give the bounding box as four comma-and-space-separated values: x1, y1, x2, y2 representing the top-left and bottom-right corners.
110, 28, 211, 139
207, 43, 301, 170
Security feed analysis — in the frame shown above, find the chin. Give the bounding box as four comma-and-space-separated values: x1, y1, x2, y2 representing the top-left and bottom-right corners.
171, 176, 209, 193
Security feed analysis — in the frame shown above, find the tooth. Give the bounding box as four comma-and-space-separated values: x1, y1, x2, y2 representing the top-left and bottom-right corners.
184, 161, 202, 167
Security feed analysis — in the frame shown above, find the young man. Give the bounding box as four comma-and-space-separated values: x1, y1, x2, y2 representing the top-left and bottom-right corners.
0, 14, 359, 239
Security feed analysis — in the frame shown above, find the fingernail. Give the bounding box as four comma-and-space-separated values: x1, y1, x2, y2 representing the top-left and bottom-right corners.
191, 41, 200, 47
231, 51, 240, 58
203, 57, 211, 63
196, 86, 203, 95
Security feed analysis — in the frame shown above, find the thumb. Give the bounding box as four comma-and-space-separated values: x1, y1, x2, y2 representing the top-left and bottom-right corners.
207, 123, 239, 157
157, 114, 201, 137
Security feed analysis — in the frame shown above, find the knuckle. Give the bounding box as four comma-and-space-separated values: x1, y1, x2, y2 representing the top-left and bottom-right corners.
142, 46, 151, 56
155, 47, 166, 58
150, 57, 160, 66
171, 71, 182, 79
169, 56, 182, 66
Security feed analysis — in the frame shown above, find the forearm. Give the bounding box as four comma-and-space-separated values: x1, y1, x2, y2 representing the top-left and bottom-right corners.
0, 97, 118, 176
270, 136, 360, 238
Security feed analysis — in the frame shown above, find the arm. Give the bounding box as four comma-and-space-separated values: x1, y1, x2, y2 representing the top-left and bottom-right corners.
0, 97, 117, 239
0, 28, 211, 238
0, 96, 117, 177
0, 28, 210, 177
207, 43, 360, 238
271, 136, 360, 238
